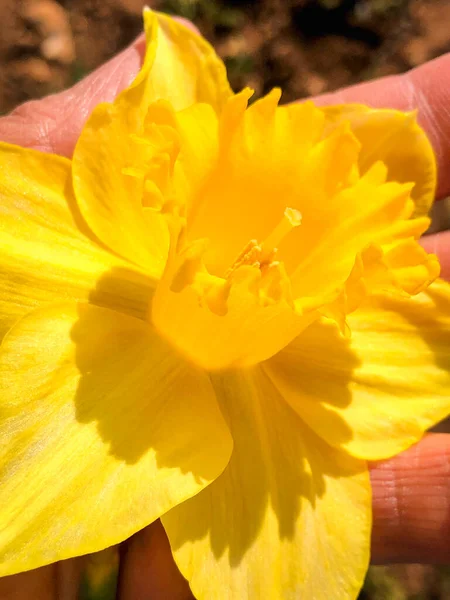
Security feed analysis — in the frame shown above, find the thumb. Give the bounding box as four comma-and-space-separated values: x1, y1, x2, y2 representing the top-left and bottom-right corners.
0, 35, 146, 157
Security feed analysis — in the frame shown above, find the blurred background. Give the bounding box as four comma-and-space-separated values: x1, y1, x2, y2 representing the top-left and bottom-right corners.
1, 0, 450, 598
3, 0, 450, 113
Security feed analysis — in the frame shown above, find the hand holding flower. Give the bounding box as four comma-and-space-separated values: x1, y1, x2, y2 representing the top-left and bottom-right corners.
0, 11, 450, 600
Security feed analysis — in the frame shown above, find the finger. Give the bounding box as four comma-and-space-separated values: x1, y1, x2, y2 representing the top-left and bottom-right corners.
117, 520, 193, 600
314, 53, 450, 200
0, 15, 199, 158
371, 433, 450, 564
0, 565, 56, 600
0, 558, 84, 600
0, 35, 146, 157
421, 230, 450, 280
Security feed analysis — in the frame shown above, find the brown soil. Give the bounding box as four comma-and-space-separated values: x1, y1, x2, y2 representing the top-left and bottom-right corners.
0, 0, 146, 113
3, 1, 450, 113
192, 0, 450, 102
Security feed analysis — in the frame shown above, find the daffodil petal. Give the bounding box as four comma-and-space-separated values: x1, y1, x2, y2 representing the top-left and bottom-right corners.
122, 9, 232, 121
323, 237, 440, 324
162, 368, 370, 600
265, 279, 450, 461
152, 232, 316, 370
187, 95, 329, 276
170, 93, 430, 319
321, 104, 436, 217
290, 164, 428, 300
0, 142, 151, 341
171, 102, 219, 213
0, 302, 232, 576
72, 9, 232, 271
72, 100, 172, 273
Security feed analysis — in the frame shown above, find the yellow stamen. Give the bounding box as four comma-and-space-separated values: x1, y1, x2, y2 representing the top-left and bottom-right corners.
227, 207, 302, 278
227, 240, 262, 275
261, 207, 302, 262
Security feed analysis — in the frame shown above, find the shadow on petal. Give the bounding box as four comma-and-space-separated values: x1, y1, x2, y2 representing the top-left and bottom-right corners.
264, 317, 358, 449
87, 266, 154, 321
378, 282, 450, 376
69, 268, 231, 480
162, 365, 366, 577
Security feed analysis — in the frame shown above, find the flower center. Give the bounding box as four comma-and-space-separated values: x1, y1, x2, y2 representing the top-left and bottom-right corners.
151, 207, 310, 371
227, 207, 302, 276
145, 93, 438, 372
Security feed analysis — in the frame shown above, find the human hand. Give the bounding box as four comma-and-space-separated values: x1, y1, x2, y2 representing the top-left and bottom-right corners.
0, 26, 449, 600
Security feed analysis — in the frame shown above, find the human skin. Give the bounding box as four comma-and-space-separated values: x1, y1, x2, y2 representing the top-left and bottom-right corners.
0, 27, 450, 600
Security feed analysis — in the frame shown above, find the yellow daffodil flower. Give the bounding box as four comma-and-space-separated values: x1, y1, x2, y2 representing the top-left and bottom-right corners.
1, 8, 450, 599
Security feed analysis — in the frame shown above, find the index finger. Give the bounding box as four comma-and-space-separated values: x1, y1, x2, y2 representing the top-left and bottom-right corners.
0, 16, 199, 158
314, 53, 450, 200
0, 35, 146, 157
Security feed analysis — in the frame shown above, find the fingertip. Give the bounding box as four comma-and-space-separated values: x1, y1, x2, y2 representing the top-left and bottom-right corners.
311, 70, 409, 111
408, 53, 450, 198
370, 433, 450, 564
0, 565, 57, 600
117, 521, 193, 600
